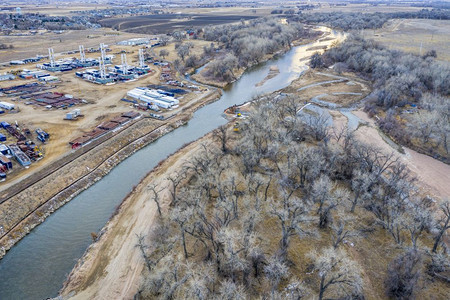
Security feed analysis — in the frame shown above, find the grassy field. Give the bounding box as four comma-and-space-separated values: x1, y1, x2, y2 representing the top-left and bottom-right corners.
363, 19, 450, 62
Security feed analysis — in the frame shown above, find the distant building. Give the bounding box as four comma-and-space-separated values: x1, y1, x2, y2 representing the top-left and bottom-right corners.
0, 101, 15, 110
10, 60, 25, 65
0, 73, 15, 81
117, 38, 149, 46
16, 7, 21, 15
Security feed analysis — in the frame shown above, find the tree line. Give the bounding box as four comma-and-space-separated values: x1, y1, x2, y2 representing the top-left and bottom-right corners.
290, 9, 449, 30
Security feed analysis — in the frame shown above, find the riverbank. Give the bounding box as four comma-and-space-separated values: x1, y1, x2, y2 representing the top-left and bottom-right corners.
191, 32, 324, 88
0, 89, 221, 260
59, 129, 218, 299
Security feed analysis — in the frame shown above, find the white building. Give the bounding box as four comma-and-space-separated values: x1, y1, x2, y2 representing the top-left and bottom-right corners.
0, 101, 15, 110
0, 73, 15, 81
38, 75, 59, 82
117, 38, 149, 46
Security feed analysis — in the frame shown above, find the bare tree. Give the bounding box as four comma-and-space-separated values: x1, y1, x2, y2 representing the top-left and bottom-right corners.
401, 199, 432, 249
432, 199, 450, 253
167, 171, 187, 205
170, 206, 194, 259
214, 125, 228, 153
264, 255, 289, 297
159, 35, 170, 46
308, 247, 363, 300
148, 184, 163, 217
331, 216, 360, 249
270, 190, 312, 259
350, 169, 375, 213
159, 49, 169, 59
309, 175, 344, 229
172, 31, 185, 42
136, 234, 152, 272
177, 44, 190, 62
218, 279, 248, 299
426, 252, 450, 282
385, 249, 422, 300
303, 112, 330, 142
218, 228, 250, 282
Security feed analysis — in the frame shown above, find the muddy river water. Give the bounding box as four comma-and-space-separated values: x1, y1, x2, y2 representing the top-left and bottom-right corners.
0, 27, 345, 299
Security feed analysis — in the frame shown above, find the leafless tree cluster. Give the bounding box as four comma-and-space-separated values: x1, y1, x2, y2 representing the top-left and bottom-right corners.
317, 36, 450, 161
137, 96, 449, 299
203, 17, 318, 72
291, 9, 449, 31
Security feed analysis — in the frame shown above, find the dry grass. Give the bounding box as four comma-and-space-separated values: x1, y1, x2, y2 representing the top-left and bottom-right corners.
363, 19, 450, 62
282, 70, 371, 107
154, 40, 218, 63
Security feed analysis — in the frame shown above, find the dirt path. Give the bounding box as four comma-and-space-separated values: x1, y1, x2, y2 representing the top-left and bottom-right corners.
60, 133, 211, 300
351, 110, 450, 201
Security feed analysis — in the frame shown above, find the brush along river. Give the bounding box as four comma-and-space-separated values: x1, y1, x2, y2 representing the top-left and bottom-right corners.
0, 27, 345, 299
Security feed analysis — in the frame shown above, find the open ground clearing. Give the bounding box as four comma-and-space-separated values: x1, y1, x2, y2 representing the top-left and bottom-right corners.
282, 70, 370, 107
363, 19, 450, 62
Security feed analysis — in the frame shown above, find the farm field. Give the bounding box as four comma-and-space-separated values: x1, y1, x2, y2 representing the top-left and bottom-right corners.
99, 14, 260, 34
362, 19, 450, 62
0, 4, 110, 16
312, 3, 424, 13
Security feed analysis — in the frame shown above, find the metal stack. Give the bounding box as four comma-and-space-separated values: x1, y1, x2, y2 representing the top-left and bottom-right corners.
79, 45, 86, 63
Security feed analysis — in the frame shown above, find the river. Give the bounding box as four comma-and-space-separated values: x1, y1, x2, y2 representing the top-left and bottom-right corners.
0, 28, 344, 300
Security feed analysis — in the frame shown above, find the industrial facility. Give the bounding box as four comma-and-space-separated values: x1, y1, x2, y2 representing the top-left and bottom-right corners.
0, 121, 45, 179
37, 44, 113, 73
117, 38, 149, 46
76, 47, 151, 84
69, 111, 140, 149
127, 87, 179, 109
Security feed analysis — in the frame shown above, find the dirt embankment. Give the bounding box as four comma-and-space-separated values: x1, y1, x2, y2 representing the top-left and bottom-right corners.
351, 110, 450, 201
0, 89, 221, 260
59, 130, 213, 299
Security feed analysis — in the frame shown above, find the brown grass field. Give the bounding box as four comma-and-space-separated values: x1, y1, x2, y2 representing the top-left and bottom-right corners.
363, 19, 450, 62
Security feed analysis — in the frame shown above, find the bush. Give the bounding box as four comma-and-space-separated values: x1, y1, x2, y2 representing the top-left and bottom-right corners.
385, 249, 422, 299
